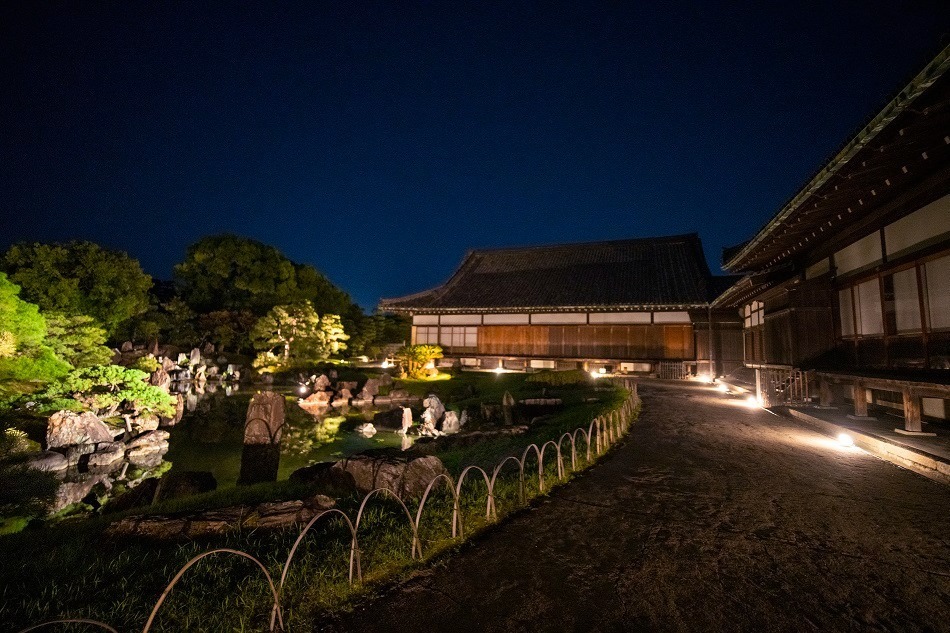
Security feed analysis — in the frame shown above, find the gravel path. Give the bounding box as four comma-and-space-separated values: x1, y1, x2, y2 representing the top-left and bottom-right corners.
322, 382, 950, 632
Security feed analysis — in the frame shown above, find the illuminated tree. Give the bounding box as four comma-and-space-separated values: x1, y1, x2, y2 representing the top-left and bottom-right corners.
396, 344, 443, 379
3, 241, 152, 336
250, 301, 349, 371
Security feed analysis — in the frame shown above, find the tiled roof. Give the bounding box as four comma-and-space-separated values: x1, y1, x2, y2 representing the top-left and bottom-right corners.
380, 234, 737, 312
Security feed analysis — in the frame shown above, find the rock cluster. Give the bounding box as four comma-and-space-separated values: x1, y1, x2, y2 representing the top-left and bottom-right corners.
26, 408, 174, 513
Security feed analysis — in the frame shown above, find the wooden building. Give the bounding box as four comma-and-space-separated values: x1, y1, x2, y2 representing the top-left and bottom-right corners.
716, 45, 950, 428
380, 234, 742, 377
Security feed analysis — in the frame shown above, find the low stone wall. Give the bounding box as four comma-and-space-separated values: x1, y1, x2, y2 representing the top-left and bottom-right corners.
786, 408, 950, 485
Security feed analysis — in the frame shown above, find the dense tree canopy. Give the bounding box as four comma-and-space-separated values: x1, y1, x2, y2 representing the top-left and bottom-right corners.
0, 274, 70, 385
35, 365, 175, 420
250, 302, 349, 372
3, 241, 152, 337
174, 234, 353, 316
43, 314, 113, 369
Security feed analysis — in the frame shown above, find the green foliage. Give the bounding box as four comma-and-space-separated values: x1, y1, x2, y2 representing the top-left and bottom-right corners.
35, 365, 175, 418
395, 344, 443, 379
0, 272, 46, 354
346, 313, 411, 357
251, 302, 349, 372
154, 296, 199, 347
197, 309, 256, 353
43, 313, 112, 368
131, 354, 161, 372
0, 274, 70, 385
0, 346, 71, 384
174, 234, 354, 316
525, 369, 591, 386
3, 241, 152, 336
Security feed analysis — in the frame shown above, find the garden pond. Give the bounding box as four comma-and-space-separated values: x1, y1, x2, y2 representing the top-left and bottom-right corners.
165, 385, 407, 489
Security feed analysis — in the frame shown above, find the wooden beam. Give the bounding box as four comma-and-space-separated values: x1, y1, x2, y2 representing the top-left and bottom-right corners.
819, 379, 834, 407
853, 382, 869, 417
903, 389, 923, 432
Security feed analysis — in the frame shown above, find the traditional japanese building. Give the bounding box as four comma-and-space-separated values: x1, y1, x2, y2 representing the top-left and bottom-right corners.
380, 233, 742, 377
716, 44, 950, 427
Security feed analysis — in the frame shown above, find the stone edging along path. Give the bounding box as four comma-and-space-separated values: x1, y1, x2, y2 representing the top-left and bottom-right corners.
20, 380, 640, 633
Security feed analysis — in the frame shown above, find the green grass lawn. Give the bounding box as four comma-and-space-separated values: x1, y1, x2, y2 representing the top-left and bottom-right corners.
0, 372, 635, 632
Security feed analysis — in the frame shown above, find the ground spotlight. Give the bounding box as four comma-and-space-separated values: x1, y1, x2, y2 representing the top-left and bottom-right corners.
837, 432, 855, 448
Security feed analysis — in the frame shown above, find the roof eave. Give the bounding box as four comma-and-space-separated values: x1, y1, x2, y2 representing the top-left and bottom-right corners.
723, 44, 950, 273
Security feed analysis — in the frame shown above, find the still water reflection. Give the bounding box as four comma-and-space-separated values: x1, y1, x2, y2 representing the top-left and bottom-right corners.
165, 385, 404, 488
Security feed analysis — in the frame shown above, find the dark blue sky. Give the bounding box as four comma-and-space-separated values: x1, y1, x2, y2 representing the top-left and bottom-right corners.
3, 2, 949, 310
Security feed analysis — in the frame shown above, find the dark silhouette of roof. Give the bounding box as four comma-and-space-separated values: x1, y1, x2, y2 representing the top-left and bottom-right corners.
380, 234, 737, 312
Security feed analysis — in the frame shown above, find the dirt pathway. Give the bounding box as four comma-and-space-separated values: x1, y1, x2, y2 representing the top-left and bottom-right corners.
321, 382, 950, 632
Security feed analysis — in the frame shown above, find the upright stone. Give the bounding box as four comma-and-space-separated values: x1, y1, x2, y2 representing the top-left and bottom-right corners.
502, 391, 516, 425
244, 392, 286, 444
149, 367, 171, 393
189, 347, 201, 366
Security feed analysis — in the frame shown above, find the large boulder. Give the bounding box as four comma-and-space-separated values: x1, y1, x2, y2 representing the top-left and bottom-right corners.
131, 413, 160, 434
332, 453, 448, 499
358, 378, 381, 401
372, 408, 404, 429
299, 390, 331, 409
423, 394, 446, 425
65, 443, 96, 467
47, 411, 113, 448
87, 442, 126, 469
331, 388, 352, 408
126, 430, 170, 467
336, 381, 358, 393
149, 368, 171, 392
313, 374, 331, 391
27, 450, 68, 472
440, 410, 461, 434
288, 461, 358, 495
154, 470, 217, 503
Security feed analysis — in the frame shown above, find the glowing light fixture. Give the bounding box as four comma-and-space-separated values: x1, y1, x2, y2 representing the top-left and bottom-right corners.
598, 367, 607, 374
380, 360, 392, 369
493, 366, 505, 374
298, 385, 308, 395
837, 432, 854, 448
717, 383, 729, 393
744, 395, 762, 408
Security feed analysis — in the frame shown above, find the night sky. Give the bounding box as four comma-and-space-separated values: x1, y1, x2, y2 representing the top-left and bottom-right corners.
3, 3, 950, 310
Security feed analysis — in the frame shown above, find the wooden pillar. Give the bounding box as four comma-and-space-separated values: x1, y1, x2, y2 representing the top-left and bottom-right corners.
819, 379, 834, 407
755, 369, 764, 407
902, 389, 922, 433
853, 382, 869, 417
